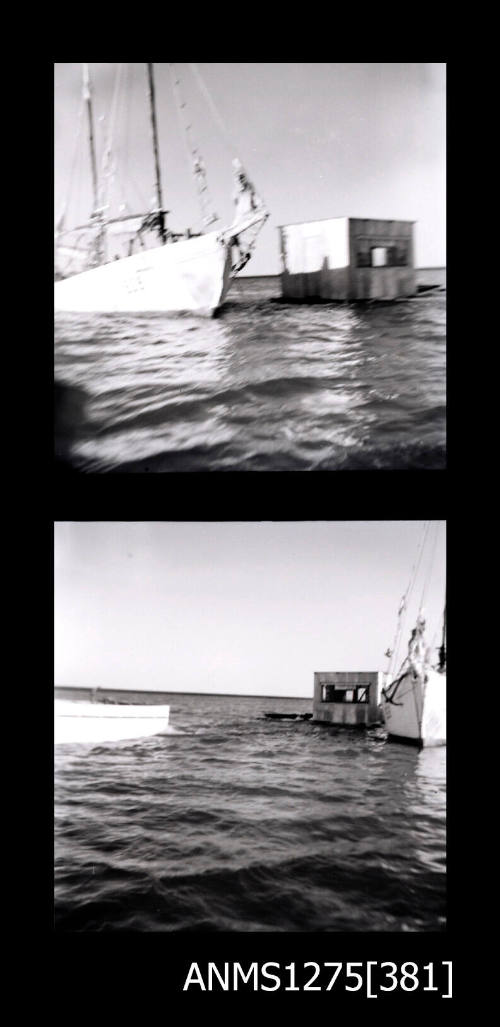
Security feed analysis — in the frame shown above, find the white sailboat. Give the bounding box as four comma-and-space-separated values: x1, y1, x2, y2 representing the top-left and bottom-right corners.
54, 63, 268, 315
381, 524, 446, 748
54, 698, 170, 745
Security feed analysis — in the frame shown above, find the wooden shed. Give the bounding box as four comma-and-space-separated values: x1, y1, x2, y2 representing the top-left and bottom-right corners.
312, 671, 383, 727
279, 217, 416, 301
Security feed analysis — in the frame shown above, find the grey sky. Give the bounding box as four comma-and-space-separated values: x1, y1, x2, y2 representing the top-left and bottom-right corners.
54, 63, 446, 273
54, 521, 446, 697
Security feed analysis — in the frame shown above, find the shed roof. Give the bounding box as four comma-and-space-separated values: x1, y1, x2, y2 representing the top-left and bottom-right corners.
277, 216, 416, 228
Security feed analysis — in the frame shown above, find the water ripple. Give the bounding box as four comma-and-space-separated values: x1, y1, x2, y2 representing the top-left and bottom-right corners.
55, 692, 446, 931
55, 274, 446, 471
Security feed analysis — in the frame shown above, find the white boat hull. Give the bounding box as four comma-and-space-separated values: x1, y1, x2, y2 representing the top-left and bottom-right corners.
54, 231, 233, 315
54, 700, 170, 744
382, 668, 446, 747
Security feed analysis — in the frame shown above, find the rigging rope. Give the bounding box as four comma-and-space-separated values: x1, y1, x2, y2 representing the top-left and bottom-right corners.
107, 65, 149, 223
188, 62, 269, 216
169, 63, 268, 273
419, 520, 440, 614
56, 98, 85, 233
115, 68, 147, 213
121, 63, 133, 206
188, 63, 237, 155
169, 63, 218, 228
99, 62, 125, 216
387, 521, 431, 678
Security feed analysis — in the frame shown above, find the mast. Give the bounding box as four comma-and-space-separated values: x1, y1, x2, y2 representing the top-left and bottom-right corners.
82, 64, 105, 267
146, 63, 167, 244
82, 64, 99, 216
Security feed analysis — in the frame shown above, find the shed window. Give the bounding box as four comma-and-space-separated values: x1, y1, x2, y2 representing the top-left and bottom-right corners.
321, 684, 370, 704
371, 247, 388, 267
356, 241, 409, 268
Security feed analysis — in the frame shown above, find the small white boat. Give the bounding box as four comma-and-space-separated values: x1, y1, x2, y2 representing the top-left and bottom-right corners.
54, 700, 170, 745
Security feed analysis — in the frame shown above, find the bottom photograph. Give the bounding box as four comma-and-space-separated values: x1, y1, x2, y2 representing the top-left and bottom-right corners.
54, 519, 446, 932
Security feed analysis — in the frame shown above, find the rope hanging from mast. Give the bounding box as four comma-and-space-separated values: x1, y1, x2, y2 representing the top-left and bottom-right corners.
386, 521, 431, 678
189, 62, 268, 207
187, 62, 269, 272
99, 62, 125, 218
81, 63, 107, 268
385, 520, 446, 698
188, 63, 238, 154
82, 63, 100, 218
56, 98, 84, 235
418, 519, 440, 614
169, 64, 218, 228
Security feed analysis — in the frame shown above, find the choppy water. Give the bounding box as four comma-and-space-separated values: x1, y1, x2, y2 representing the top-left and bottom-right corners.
54, 692, 446, 932
54, 271, 446, 472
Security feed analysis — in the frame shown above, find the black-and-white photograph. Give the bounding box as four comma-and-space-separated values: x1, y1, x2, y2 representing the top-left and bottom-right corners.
54, 63, 446, 472
54, 520, 446, 933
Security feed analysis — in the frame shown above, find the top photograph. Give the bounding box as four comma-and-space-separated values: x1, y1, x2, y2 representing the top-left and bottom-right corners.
54, 63, 446, 473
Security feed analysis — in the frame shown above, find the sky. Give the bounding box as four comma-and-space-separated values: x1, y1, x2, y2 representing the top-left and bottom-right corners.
54, 521, 446, 698
54, 63, 446, 273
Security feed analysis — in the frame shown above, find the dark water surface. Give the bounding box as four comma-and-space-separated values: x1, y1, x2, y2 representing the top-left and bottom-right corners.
54, 271, 446, 471
54, 692, 446, 932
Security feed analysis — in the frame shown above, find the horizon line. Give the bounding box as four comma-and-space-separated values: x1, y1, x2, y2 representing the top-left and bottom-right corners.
240, 265, 446, 278
54, 685, 312, 700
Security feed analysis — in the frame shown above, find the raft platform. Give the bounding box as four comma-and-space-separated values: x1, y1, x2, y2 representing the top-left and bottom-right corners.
263, 712, 313, 721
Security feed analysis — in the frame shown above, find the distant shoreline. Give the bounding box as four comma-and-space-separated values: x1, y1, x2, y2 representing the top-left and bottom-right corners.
239, 267, 446, 280
54, 685, 312, 701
